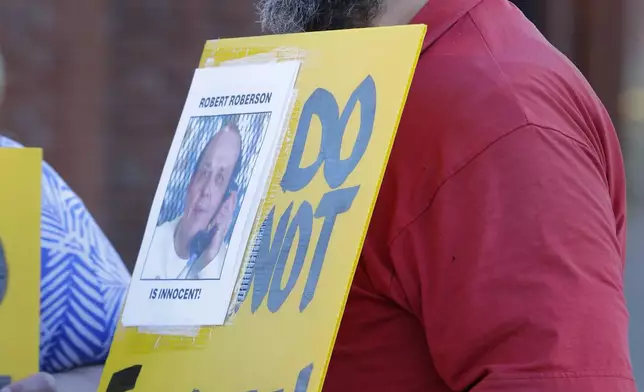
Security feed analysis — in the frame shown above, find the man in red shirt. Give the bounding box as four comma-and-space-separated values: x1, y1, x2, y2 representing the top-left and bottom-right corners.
259, 0, 635, 390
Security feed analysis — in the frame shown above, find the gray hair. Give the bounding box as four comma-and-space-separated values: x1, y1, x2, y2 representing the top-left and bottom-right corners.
257, 0, 384, 34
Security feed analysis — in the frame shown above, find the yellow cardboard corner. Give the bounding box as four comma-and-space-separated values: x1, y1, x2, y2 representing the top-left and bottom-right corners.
0, 148, 41, 383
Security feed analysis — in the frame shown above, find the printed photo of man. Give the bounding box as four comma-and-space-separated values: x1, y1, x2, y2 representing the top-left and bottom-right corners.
144, 123, 242, 280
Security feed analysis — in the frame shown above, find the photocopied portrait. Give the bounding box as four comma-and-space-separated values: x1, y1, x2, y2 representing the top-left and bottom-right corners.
141, 113, 270, 281
119, 62, 301, 327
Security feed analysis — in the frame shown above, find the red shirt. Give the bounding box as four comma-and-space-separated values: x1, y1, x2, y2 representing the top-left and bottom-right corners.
324, 0, 635, 390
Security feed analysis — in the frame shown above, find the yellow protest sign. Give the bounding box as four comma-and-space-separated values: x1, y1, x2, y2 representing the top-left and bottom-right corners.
0, 148, 41, 385
100, 25, 425, 392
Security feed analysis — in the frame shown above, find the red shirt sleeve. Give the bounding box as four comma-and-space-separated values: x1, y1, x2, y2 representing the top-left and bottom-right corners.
389, 124, 635, 391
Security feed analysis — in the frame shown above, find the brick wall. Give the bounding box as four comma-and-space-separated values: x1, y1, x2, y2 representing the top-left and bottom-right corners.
0, 1, 260, 268
104, 0, 260, 267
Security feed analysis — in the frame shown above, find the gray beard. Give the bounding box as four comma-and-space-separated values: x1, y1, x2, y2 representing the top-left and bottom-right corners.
257, 0, 385, 34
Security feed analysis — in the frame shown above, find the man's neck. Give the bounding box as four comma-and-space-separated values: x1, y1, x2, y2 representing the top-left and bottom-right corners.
376, 0, 429, 26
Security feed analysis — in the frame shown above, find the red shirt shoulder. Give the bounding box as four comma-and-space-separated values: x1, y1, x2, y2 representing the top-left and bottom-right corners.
326, 0, 632, 391
373, 0, 625, 249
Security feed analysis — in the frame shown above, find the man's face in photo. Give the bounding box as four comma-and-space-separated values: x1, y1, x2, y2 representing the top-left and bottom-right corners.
257, 0, 384, 34
183, 126, 241, 237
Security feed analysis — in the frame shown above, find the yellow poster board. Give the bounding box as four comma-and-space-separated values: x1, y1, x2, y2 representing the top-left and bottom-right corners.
0, 148, 41, 385
100, 25, 426, 392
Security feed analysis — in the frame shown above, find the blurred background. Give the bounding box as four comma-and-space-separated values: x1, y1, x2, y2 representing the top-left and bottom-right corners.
0, 0, 642, 385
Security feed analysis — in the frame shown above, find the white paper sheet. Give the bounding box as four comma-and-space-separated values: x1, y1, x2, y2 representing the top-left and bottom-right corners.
121, 61, 300, 327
